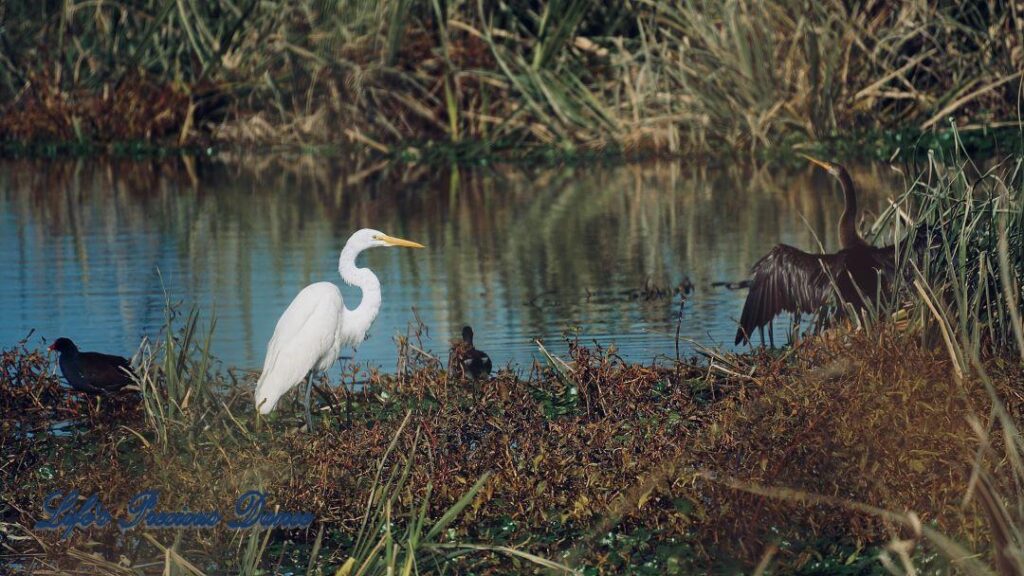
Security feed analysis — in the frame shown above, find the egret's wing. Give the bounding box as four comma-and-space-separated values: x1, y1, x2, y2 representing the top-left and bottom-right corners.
255, 283, 342, 413
735, 244, 846, 345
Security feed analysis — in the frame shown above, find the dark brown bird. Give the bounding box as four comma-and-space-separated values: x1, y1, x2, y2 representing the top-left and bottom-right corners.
49, 337, 134, 395
735, 156, 915, 346
460, 326, 492, 379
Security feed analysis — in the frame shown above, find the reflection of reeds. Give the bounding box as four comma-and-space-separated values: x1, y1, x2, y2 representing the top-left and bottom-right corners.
1, 2, 1020, 153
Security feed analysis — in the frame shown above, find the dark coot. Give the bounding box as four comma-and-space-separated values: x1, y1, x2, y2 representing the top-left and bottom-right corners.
49, 337, 134, 395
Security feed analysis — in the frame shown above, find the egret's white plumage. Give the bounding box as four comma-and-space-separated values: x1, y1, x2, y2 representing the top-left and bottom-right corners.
255, 228, 424, 422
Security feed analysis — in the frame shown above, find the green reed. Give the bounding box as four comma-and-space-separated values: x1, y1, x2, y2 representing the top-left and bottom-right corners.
134, 297, 219, 451
877, 140, 1023, 359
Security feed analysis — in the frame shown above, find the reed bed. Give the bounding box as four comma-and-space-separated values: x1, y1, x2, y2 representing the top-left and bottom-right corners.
1, 1, 1021, 156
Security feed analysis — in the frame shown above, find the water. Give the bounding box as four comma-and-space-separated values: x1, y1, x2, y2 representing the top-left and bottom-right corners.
0, 156, 907, 374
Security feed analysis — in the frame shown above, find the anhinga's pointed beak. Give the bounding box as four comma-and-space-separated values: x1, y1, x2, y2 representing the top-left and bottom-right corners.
380, 234, 425, 249
800, 153, 833, 172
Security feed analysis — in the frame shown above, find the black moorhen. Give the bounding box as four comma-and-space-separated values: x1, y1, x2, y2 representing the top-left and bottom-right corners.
460, 326, 492, 380
49, 338, 134, 395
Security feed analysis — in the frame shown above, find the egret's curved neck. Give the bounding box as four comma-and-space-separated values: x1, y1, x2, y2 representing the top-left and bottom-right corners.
837, 170, 865, 248
338, 243, 381, 345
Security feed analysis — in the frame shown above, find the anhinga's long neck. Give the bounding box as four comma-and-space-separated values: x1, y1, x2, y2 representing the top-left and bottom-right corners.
837, 170, 865, 248
338, 243, 382, 345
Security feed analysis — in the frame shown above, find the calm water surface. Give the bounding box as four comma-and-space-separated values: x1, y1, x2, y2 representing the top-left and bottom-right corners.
0, 157, 907, 373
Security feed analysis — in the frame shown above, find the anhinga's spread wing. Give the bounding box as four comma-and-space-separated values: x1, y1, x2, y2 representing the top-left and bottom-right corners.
735, 244, 846, 345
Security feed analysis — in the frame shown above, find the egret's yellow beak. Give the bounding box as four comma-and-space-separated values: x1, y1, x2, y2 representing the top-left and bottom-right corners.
800, 153, 833, 172
380, 234, 425, 248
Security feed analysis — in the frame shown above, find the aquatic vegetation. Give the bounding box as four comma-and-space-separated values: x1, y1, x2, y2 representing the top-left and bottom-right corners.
0, 2, 1020, 157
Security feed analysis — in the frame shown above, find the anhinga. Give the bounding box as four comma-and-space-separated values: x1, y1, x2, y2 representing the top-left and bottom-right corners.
735, 156, 911, 346
49, 338, 134, 394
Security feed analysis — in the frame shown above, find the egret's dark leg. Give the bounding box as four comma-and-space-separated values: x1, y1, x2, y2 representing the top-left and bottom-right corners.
339, 356, 352, 427
303, 372, 315, 432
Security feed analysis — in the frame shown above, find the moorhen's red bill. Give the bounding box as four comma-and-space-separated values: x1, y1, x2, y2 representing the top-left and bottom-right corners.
48, 337, 134, 395
461, 326, 492, 379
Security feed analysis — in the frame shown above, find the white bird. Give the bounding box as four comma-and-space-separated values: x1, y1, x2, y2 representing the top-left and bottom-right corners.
255, 228, 424, 430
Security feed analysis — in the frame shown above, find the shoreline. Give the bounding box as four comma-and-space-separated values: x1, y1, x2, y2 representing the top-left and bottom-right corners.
1, 124, 1021, 164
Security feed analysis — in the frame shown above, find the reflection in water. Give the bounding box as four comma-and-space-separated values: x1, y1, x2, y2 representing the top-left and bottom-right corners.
0, 157, 906, 372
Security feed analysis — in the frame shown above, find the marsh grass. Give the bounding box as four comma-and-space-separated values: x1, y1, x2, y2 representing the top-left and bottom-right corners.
134, 299, 220, 451
869, 141, 1023, 358
1, 2, 1020, 157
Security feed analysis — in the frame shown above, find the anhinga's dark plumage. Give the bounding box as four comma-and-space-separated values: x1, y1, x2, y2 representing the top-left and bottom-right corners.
49, 337, 134, 394
461, 326, 492, 379
735, 156, 913, 345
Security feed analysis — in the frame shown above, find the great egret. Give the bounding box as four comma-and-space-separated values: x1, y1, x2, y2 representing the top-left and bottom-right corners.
735, 156, 928, 346
49, 337, 134, 394
255, 228, 424, 430
460, 326, 492, 379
